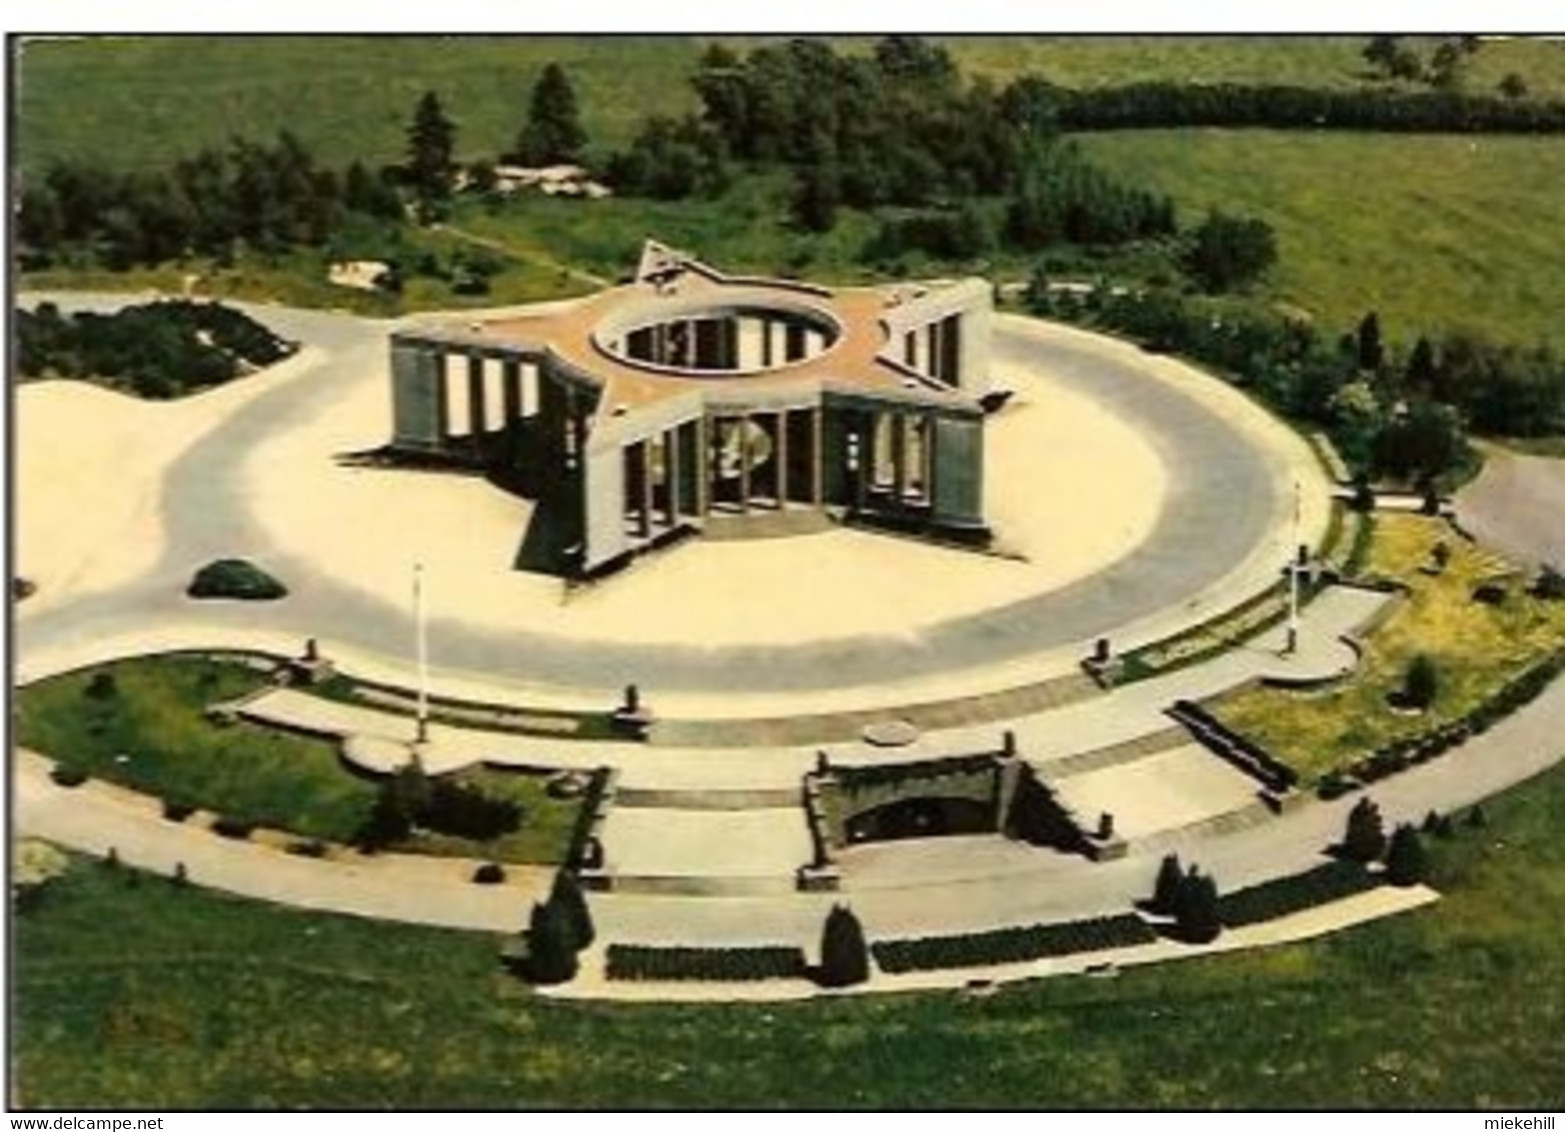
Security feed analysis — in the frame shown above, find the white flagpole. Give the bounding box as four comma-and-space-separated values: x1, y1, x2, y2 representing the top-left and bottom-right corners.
1286, 481, 1301, 655
414, 562, 429, 744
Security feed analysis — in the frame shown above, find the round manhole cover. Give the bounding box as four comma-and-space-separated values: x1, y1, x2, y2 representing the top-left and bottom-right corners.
862, 719, 919, 747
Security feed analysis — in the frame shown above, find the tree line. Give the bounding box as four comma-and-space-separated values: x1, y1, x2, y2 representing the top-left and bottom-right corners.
1049, 81, 1565, 134
609, 37, 1179, 253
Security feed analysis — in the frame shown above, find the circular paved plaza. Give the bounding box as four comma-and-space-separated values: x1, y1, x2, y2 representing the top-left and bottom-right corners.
16, 294, 1327, 704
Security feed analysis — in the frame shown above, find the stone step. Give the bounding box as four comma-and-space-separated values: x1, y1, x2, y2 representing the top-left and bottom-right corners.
614, 786, 802, 810
1042, 725, 1191, 779
1121, 797, 1277, 858
600, 873, 801, 897
650, 672, 1102, 748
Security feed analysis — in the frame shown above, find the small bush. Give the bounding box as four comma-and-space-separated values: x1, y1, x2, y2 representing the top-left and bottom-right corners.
286, 839, 330, 858
1385, 823, 1427, 887
1472, 582, 1508, 607
1171, 867, 1222, 944
84, 670, 119, 701
1341, 797, 1387, 863
50, 764, 89, 788
818, 904, 871, 988
210, 815, 257, 840
1149, 852, 1184, 915
1401, 654, 1440, 711
472, 862, 506, 884
161, 798, 197, 822
1533, 564, 1565, 601
187, 558, 287, 601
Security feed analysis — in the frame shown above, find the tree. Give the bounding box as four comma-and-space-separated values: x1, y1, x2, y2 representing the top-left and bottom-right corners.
817, 903, 870, 987
1342, 796, 1388, 863
1356, 312, 1385, 373
1405, 335, 1438, 394
515, 63, 587, 166
1172, 866, 1222, 943
1402, 653, 1440, 711
1363, 35, 1402, 76
1385, 823, 1428, 886
406, 91, 457, 223
524, 899, 579, 984
549, 868, 595, 950
1430, 41, 1466, 91
791, 159, 841, 234
1185, 210, 1277, 293
1151, 852, 1184, 915
1499, 72, 1530, 100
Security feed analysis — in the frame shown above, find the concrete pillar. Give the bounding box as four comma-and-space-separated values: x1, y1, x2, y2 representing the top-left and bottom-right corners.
738, 416, 752, 514
697, 417, 712, 516
468, 355, 487, 437
893, 412, 909, 502
811, 406, 824, 506
640, 441, 655, 537
762, 318, 775, 368
775, 410, 790, 508
666, 425, 682, 520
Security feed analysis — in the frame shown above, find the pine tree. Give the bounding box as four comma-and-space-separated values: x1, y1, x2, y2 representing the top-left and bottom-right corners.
549, 868, 595, 950
516, 64, 587, 166
1151, 852, 1184, 915
1356, 312, 1385, 373
525, 899, 579, 985
406, 91, 457, 224
1385, 823, 1428, 887
1343, 796, 1388, 863
817, 903, 870, 987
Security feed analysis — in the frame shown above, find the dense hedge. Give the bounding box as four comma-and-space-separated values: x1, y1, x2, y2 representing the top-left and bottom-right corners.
1217, 860, 1380, 928
1055, 82, 1565, 134
18, 300, 295, 399
1170, 699, 1298, 793
605, 944, 809, 983
871, 914, 1156, 975
186, 558, 288, 601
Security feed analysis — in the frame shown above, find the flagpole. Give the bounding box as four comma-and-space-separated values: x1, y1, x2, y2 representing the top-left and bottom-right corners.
1286, 481, 1301, 655
414, 562, 429, 744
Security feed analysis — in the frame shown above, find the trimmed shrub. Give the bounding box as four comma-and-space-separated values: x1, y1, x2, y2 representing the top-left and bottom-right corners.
1401, 654, 1440, 711
549, 869, 594, 949
1533, 564, 1565, 601
210, 815, 256, 840
84, 670, 119, 701
1342, 797, 1388, 863
606, 945, 808, 982
1150, 852, 1184, 915
1218, 860, 1380, 927
472, 861, 506, 884
161, 798, 197, 822
871, 915, 1156, 974
187, 558, 287, 601
818, 904, 870, 988
50, 764, 89, 787
1172, 867, 1222, 944
286, 839, 330, 858
1385, 823, 1427, 887
524, 899, 579, 985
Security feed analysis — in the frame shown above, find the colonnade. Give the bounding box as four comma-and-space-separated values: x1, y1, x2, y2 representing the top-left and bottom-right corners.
616, 312, 831, 373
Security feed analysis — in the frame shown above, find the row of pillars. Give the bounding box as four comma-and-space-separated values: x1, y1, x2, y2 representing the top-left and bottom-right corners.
624, 406, 827, 540
621, 314, 826, 372
419, 347, 589, 470
901, 313, 964, 386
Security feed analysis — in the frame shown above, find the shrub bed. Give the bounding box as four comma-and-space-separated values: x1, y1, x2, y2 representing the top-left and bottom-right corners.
872, 914, 1157, 975
1217, 860, 1380, 929
187, 559, 287, 601
49, 764, 88, 788
604, 945, 809, 983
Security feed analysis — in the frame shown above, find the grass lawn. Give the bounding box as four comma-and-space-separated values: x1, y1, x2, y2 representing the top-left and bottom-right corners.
17, 35, 1565, 178
1078, 130, 1565, 348
13, 752, 1565, 1107
14, 656, 580, 863
1211, 514, 1565, 781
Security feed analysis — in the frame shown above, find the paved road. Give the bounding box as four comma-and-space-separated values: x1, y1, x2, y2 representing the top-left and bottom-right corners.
1456, 443, 1565, 571
15, 296, 1314, 697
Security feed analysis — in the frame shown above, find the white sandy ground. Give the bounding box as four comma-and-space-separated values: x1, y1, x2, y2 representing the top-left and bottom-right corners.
238, 352, 1167, 646
14, 349, 321, 612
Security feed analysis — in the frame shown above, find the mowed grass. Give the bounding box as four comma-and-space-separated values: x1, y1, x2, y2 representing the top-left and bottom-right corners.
1212, 514, 1565, 781
1078, 130, 1565, 347
14, 656, 581, 863
18, 35, 1565, 179
13, 754, 1565, 1108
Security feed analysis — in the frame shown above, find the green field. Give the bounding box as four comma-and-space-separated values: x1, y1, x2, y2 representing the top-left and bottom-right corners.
17, 35, 1565, 178
14, 657, 581, 863
1080, 130, 1565, 347
13, 751, 1565, 1107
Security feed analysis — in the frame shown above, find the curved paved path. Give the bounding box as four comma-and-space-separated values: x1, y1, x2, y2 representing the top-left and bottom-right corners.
15, 295, 1322, 702
1456, 442, 1565, 571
